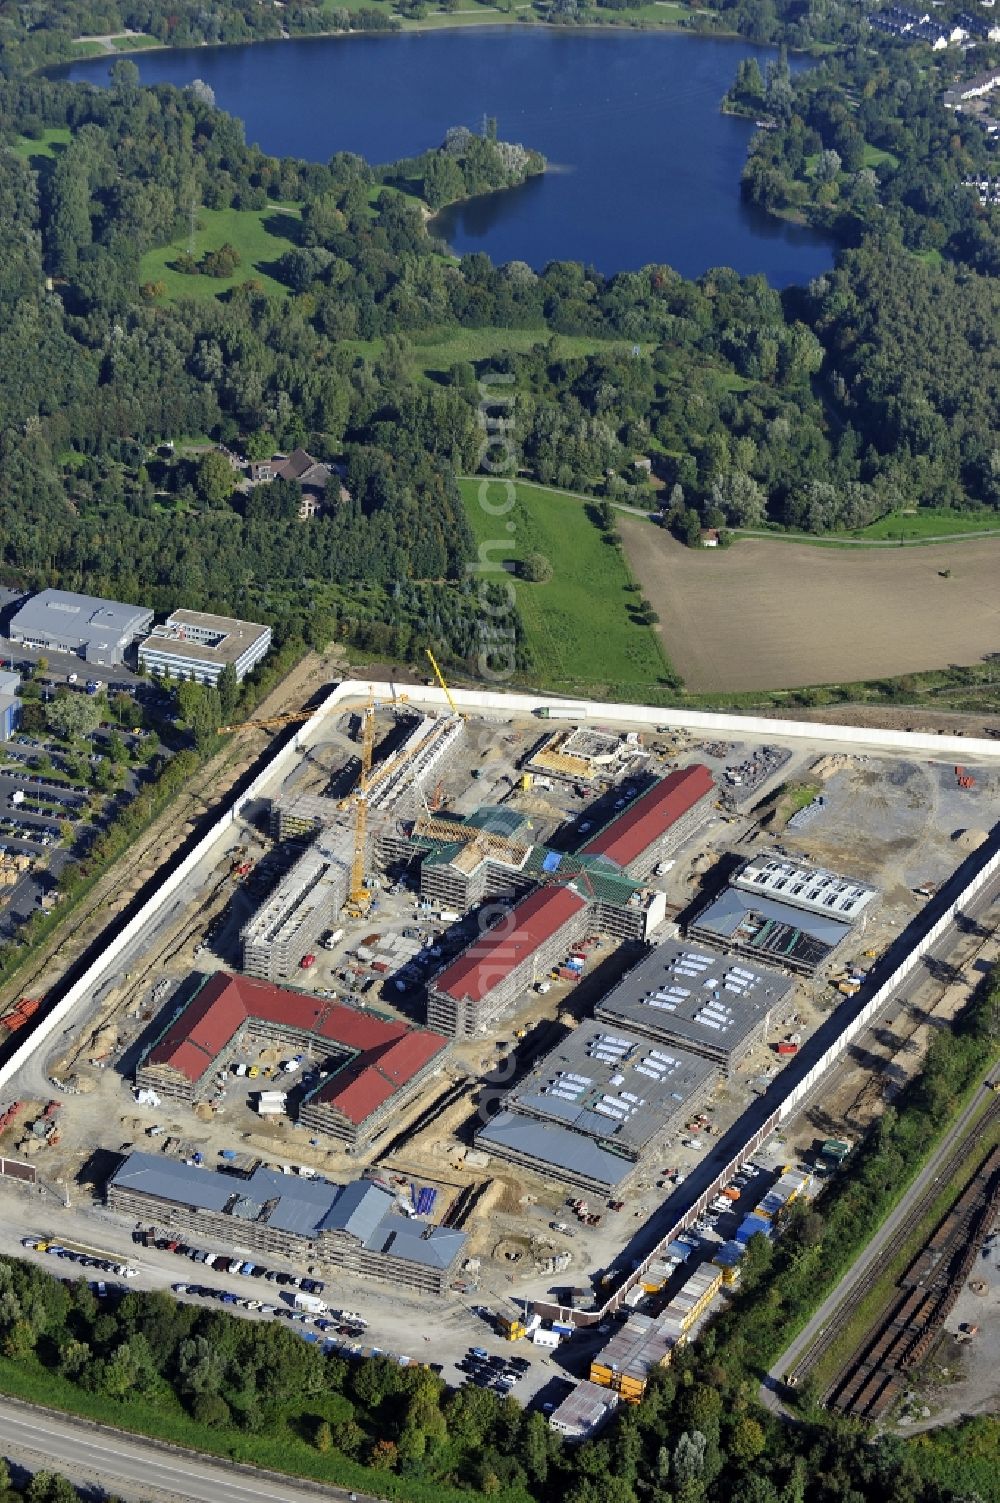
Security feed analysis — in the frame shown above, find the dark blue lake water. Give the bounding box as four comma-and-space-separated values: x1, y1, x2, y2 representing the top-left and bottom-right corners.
63, 29, 833, 285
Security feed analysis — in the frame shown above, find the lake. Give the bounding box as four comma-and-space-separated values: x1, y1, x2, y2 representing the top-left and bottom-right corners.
62, 29, 833, 285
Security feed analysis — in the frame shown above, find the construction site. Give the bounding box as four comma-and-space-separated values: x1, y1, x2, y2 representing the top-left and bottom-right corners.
0, 672, 998, 1420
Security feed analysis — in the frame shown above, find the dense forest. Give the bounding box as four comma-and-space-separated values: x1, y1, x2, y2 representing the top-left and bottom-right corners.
0, 4, 997, 663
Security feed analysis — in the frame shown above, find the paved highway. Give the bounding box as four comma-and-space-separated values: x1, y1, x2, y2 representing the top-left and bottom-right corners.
0, 1394, 381, 1503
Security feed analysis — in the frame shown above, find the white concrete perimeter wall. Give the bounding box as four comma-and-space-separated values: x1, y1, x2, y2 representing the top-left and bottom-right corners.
0, 683, 345, 1097
776, 842, 1000, 1120
321, 682, 1000, 762
3, 672, 998, 1098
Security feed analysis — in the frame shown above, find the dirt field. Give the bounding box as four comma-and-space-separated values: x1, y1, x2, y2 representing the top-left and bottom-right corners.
617, 521, 1000, 692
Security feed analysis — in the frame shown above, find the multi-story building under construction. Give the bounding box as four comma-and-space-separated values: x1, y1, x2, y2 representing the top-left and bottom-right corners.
241, 826, 354, 980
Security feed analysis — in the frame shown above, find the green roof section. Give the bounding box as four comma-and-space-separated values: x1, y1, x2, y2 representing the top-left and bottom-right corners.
407, 807, 645, 906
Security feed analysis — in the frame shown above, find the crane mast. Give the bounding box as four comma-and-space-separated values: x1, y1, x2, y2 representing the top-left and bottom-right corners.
345, 692, 376, 915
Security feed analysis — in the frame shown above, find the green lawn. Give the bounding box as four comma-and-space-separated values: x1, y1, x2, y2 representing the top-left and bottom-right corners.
605, 0, 689, 21
855, 507, 1000, 541
412, 327, 652, 380
12, 127, 71, 161
459, 477, 673, 696
110, 32, 161, 48
140, 204, 301, 301
861, 142, 899, 169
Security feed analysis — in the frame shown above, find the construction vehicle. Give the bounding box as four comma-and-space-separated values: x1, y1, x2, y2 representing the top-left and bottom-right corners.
425, 648, 463, 718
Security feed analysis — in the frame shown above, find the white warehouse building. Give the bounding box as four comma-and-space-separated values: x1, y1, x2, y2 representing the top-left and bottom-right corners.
9, 589, 153, 665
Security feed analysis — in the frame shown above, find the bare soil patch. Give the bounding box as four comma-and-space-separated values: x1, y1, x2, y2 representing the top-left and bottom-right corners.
618, 520, 1000, 692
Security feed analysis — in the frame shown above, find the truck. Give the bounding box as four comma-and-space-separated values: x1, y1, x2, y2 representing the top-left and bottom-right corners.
294, 1291, 328, 1314
438, 910, 461, 924
321, 929, 345, 951
533, 704, 589, 721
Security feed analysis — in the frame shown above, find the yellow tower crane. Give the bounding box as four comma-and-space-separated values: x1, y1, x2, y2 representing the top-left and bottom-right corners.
217, 688, 407, 737
425, 647, 463, 718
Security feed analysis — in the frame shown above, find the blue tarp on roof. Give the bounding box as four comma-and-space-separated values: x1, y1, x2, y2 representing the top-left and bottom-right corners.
542, 851, 563, 873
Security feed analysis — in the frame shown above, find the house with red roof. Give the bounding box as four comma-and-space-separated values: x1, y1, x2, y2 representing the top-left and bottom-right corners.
138, 972, 449, 1150
579, 765, 714, 878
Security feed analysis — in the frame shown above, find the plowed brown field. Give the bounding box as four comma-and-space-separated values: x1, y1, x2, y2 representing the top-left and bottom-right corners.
618, 519, 1000, 692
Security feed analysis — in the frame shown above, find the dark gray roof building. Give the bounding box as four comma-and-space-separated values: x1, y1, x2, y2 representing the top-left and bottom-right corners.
107, 1152, 465, 1295
474, 1022, 716, 1195
9, 589, 153, 664
595, 940, 792, 1074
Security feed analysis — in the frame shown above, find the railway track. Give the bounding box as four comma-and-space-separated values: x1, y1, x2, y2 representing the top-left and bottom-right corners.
786, 1094, 1000, 1399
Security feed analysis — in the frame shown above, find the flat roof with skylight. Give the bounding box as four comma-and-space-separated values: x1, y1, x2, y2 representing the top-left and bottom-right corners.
733, 855, 878, 921
475, 1020, 716, 1192
595, 940, 793, 1072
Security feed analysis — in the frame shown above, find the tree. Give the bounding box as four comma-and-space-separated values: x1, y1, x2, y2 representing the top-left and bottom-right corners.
673, 1430, 707, 1484
368, 1438, 398, 1470
45, 694, 102, 740
174, 680, 222, 753
520, 552, 552, 583
313, 1418, 332, 1452
188, 78, 216, 107
711, 470, 767, 528
217, 662, 240, 719
110, 58, 140, 94
196, 449, 236, 508
26, 1474, 79, 1503
192, 1391, 231, 1427
729, 1415, 767, 1462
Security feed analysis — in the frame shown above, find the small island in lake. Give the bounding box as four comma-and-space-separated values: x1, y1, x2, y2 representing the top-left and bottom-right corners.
382, 120, 546, 210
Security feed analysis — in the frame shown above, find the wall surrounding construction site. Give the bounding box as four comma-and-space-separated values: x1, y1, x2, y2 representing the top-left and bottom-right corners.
2, 673, 999, 1124
0, 682, 347, 1098
342, 684, 1000, 762
533, 833, 1000, 1327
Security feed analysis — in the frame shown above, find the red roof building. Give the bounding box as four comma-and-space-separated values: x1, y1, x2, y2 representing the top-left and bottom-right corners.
139, 972, 448, 1147
428, 885, 588, 1038
580, 765, 714, 874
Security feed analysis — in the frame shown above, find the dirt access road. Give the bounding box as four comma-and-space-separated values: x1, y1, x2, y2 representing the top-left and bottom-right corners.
0, 646, 343, 1015
618, 520, 1000, 693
